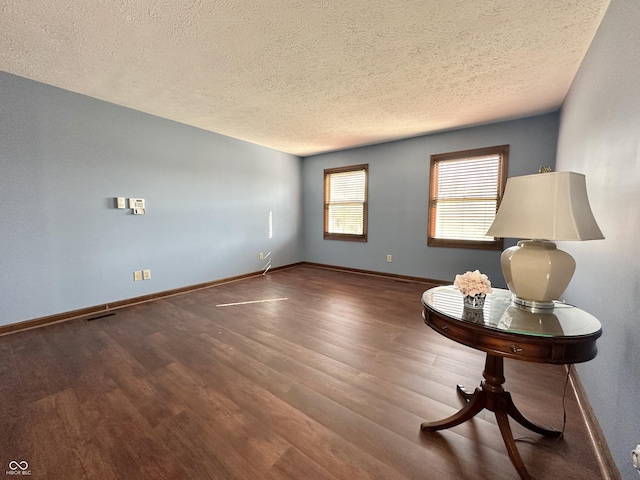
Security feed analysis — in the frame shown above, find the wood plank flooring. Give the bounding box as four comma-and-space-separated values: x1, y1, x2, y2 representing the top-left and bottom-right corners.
0, 265, 607, 479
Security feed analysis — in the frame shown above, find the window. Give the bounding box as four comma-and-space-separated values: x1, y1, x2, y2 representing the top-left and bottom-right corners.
428, 145, 508, 250
324, 164, 368, 241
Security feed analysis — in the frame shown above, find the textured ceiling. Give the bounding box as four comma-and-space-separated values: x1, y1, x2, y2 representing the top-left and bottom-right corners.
0, 0, 610, 156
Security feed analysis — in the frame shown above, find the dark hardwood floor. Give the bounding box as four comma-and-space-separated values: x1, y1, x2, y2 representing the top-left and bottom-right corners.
0, 265, 607, 479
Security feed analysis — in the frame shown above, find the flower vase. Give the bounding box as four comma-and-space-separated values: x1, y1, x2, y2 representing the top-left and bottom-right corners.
463, 293, 486, 309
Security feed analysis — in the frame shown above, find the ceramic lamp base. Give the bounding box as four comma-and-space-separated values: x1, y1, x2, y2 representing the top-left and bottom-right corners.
500, 240, 575, 308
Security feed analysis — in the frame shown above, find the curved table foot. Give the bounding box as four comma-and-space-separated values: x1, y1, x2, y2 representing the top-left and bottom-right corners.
495, 409, 533, 480
421, 387, 485, 432
456, 383, 476, 400
506, 393, 561, 437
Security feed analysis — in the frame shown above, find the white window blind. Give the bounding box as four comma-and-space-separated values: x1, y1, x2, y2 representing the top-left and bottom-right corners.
324, 165, 368, 241
429, 146, 507, 249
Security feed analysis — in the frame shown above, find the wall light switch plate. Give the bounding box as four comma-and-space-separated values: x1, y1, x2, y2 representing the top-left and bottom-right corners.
143, 269, 151, 280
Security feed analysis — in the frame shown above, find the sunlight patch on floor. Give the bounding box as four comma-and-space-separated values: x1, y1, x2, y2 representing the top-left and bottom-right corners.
216, 297, 288, 307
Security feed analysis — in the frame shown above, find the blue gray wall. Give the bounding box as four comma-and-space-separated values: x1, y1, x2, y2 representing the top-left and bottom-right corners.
301, 113, 559, 286
556, 0, 639, 476
0, 72, 302, 327
1, 70, 560, 332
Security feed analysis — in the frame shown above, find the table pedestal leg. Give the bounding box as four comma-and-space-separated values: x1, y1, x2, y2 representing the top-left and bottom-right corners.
420, 354, 561, 480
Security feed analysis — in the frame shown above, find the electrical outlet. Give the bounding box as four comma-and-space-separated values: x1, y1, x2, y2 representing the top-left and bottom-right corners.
632, 444, 640, 472
259, 253, 264, 260
387, 254, 392, 263
133, 271, 142, 282
143, 269, 151, 280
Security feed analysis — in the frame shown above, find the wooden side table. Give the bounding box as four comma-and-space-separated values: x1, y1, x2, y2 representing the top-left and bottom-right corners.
420, 286, 602, 480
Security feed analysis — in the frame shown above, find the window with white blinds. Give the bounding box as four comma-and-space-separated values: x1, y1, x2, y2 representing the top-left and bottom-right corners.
324, 164, 368, 241
428, 145, 508, 249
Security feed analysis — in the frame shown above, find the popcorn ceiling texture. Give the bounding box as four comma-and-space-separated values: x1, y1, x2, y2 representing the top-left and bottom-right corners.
0, 0, 610, 156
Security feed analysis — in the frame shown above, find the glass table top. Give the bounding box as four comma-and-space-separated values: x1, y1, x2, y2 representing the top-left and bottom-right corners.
422, 286, 601, 338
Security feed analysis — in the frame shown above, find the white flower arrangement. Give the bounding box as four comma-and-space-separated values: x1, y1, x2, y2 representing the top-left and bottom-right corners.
454, 270, 493, 297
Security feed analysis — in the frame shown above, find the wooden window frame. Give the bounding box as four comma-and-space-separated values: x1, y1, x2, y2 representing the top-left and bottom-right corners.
428, 145, 508, 250
324, 164, 368, 242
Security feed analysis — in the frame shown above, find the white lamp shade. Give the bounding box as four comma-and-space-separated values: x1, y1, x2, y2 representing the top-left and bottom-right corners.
486, 171, 603, 307
486, 171, 604, 241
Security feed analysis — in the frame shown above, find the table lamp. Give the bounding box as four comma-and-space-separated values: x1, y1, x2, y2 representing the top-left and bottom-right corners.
486, 170, 604, 309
